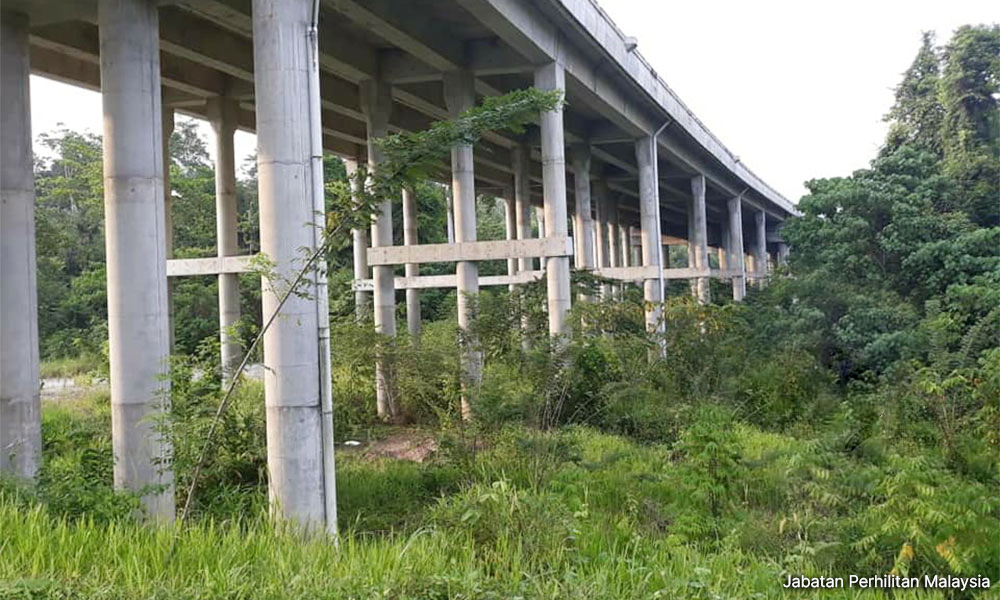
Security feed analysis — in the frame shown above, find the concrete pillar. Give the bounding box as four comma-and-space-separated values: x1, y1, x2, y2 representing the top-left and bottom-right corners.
512, 144, 532, 272
534, 205, 546, 241
754, 209, 767, 287
635, 137, 663, 331
593, 180, 610, 299
619, 219, 630, 268
571, 144, 594, 271
629, 226, 642, 268
207, 97, 241, 380
503, 187, 518, 291
445, 185, 456, 244
444, 69, 481, 418
402, 187, 421, 338
361, 78, 396, 420
607, 194, 621, 299
777, 242, 790, 266
689, 175, 711, 304
98, 0, 173, 520
535, 62, 571, 336
252, 0, 328, 527
727, 195, 746, 301
162, 107, 176, 351
0, 10, 41, 481
346, 156, 370, 319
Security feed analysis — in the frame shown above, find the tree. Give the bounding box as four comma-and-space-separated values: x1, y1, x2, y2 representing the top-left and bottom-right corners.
884, 32, 943, 156
939, 25, 1000, 226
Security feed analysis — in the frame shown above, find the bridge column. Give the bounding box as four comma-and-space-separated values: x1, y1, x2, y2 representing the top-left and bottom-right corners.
571, 145, 594, 272
208, 97, 241, 380
347, 155, 370, 320
777, 242, 790, 266
635, 137, 663, 332
754, 209, 767, 287
689, 175, 710, 304
535, 62, 571, 337
252, 0, 328, 527
593, 179, 611, 299
534, 206, 546, 249
402, 187, 421, 339
162, 106, 176, 350
503, 186, 517, 292
445, 185, 456, 244
444, 69, 481, 418
0, 10, 42, 481
512, 144, 533, 272
98, 0, 173, 520
727, 195, 746, 301
361, 78, 396, 420
629, 226, 642, 268
607, 195, 621, 299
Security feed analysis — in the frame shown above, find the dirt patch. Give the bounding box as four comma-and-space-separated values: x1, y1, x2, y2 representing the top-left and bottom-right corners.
362, 431, 439, 463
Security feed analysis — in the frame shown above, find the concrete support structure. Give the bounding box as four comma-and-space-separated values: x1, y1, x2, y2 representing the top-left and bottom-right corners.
346, 157, 370, 319
252, 0, 328, 527
503, 187, 518, 291
688, 175, 711, 304
444, 69, 481, 418
445, 186, 456, 244
402, 187, 421, 338
162, 107, 176, 350
571, 145, 595, 271
635, 137, 663, 331
727, 195, 746, 301
208, 97, 241, 380
534, 206, 546, 244
593, 180, 611, 299
607, 194, 621, 299
361, 78, 396, 420
619, 219, 631, 269
777, 242, 790, 266
0, 10, 42, 480
512, 145, 533, 272
629, 225, 642, 268
98, 0, 173, 520
754, 209, 768, 287
535, 62, 571, 336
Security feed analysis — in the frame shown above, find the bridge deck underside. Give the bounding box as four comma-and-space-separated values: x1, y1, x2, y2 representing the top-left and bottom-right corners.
21, 0, 792, 251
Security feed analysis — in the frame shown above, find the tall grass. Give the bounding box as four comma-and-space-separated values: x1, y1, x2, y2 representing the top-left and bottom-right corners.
2, 420, 983, 599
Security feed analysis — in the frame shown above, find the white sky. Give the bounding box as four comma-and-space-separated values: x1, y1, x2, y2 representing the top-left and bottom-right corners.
29, 0, 998, 202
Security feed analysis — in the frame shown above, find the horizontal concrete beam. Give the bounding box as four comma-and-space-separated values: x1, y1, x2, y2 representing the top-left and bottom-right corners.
367, 237, 574, 266
352, 269, 546, 291
592, 266, 742, 282
166, 255, 256, 277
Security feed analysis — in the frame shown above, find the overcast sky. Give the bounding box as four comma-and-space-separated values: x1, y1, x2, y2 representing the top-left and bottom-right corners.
29, 0, 997, 202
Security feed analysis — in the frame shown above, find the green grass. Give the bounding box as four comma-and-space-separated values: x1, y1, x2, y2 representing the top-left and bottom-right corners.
4, 402, 991, 599
38, 355, 102, 380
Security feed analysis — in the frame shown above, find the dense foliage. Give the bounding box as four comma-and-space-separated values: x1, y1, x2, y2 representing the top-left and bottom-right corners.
4, 26, 997, 599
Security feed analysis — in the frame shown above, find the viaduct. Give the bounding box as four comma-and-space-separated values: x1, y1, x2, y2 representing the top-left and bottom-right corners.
0, 0, 797, 532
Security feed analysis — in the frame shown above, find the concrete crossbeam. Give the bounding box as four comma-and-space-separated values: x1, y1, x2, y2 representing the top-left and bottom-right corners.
353, 270, 546, 291
367, 236, 574, 266
165, 255, 256, 277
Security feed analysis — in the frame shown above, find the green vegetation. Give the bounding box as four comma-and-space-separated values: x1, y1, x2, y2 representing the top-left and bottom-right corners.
3, 27, 998, 599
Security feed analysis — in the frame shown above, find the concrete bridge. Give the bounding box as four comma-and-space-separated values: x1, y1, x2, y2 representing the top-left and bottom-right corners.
0, 0, 796, 531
